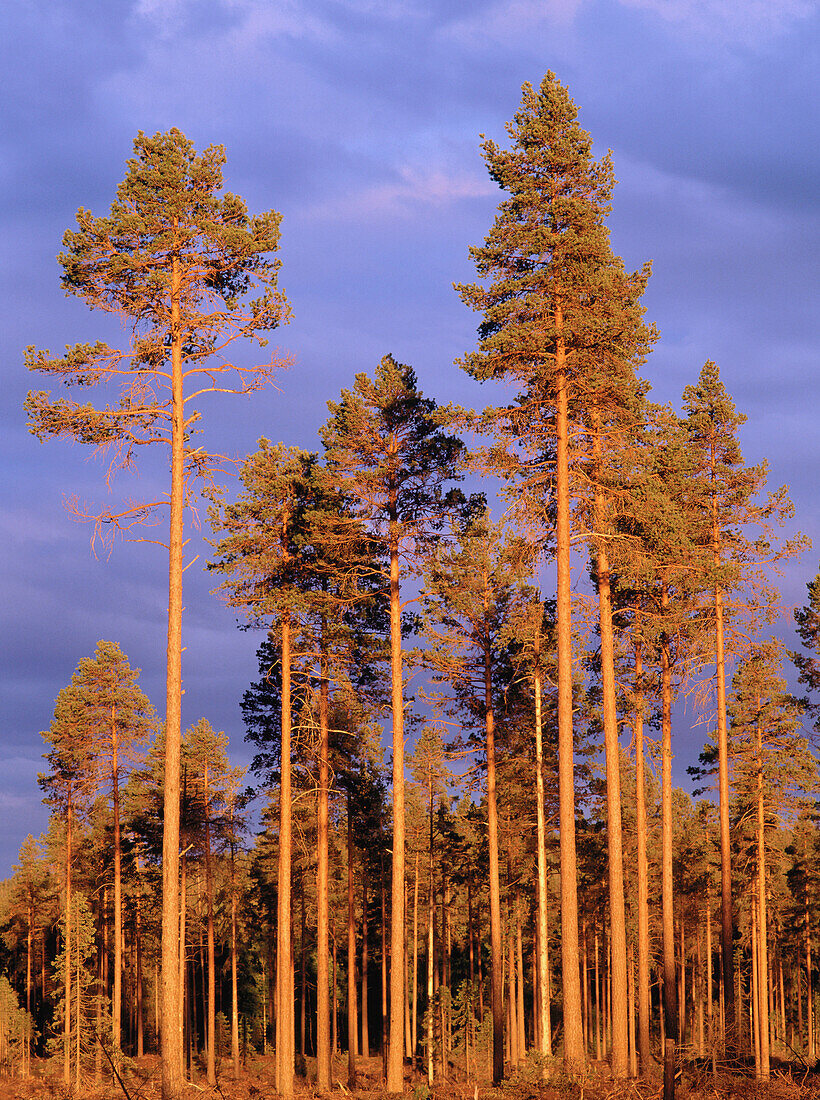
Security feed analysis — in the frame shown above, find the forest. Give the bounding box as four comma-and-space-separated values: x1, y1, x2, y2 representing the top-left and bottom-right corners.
1, 72, 818, 1100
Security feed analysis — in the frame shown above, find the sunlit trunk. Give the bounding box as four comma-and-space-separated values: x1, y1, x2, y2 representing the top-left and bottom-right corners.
316, 630, 331, 1092
161, 248, 184, 1100
387, 517, 406, 1096
555, 309, 583, 1073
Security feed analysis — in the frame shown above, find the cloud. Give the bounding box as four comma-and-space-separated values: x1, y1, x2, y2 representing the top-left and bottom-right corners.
441, 0, 584, 47
303, 161, 496, 221
616, 0, 815, 45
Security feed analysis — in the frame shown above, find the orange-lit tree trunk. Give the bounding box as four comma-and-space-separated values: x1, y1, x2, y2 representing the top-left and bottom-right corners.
756, 713, 770, 1080
387, 510, 406, 1096
161, 251, 184, 1100
633, 645, 652, 1072
347, 793, 358, 1090
533, 640, 552, 1061
316, 629, 332, 1093
276, 613, 294, 1098
660, 590, 677, 1100
484, 622, 504, 1084
555, 320, 585, 1074
593, 450, 628, 1077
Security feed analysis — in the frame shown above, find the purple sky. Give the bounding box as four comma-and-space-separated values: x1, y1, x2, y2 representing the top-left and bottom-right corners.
2, 0, 818, 876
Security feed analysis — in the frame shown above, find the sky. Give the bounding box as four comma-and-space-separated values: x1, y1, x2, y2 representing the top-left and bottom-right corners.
1, 0, 818, 877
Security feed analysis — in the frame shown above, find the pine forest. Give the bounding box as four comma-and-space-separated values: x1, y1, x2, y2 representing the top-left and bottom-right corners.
3, 72, 820, 1100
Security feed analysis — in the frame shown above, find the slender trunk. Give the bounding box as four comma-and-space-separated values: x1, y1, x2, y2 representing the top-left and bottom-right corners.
634, 645, 651, 1072
706, 881, 714, 1062
412, 853, 419, 1066
427, 800, 435, 1087
112, 713, 122, 1055
161, 248, 184, 1100
696, 914, 704, 1058
361, 866, 369, 1058
508, 902, 518, 1065
555, 309, 584, 1073
595, 930, 602, 1061
593, 419, 628, 1078
332, 924, 338, 1057
484, 622, 504, 1084
752, 898, 761, 1075
582, 923, 589, 1056
75, 900, 81, 1091
756, 715, 770, 1080
661, 596, 677, 1100
230, 820, 240, 1077
203, 766, 216, 1085
26, 904, 32, 1075
628, 942, 637, 1077
300, 878, 306, 1058
712, 466, 735, 1050
807, 890, 814, 1061
404, 879, 412, 1060
179, 853, 187, 1080
316, 631, 331, 1092
387, 519, 405, 1095
136, 854, 145, 1058
533, 645, 551, 1061
515, 891, 525, 1059
381, 860, 389, 1078
347, 793, 358, 1090
277, 612, 294, 1097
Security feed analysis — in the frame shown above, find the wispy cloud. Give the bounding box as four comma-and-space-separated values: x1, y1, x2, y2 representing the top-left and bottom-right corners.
303, 162, 497, 221
441, 0, 584, 47
618, 0, 814, 45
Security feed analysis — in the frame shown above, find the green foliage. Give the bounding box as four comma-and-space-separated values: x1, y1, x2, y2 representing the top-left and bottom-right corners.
0, 975, 34, 1073
49, 892, 104, 1075
321, 353, 467, 552
25, 127, 290, 542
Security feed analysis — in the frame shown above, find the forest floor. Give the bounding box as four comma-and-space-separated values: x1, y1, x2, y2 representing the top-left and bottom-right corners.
3, 1054, 820, 1100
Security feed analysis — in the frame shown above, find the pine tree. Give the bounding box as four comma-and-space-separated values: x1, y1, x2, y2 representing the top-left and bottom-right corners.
456, 73, 654, 1075
682, 360, 806, 1049
39, 673, 99, 1085
726, 642, 815, 1080
57, 641, 154, 1055
25, 129, 289, 1100
420, 510, 533, 1083
321, 353, 466, 1095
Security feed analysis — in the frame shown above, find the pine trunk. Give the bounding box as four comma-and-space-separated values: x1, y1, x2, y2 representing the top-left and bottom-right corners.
347, 794, 358, 1090
661, 599, 677, 1100
316, 632, 331, 1092
484, 629, 504, 1084
555, 313, 584, 1073
533, 652, 552, 1061
756, 715, 770, 1080
387, 522, 405, 1095
161, 251, 184, 1100
634, 645, 652, 1072
277, 613, 294, 1097
204, 766, 216, 1085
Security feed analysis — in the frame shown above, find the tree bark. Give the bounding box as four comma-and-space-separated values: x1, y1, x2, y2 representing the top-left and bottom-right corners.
277, 612, 294, 1097
633, 645, 652, 1072
316, 632, 331, 1092
387, 520, 405, 1095
595, 526, 629, 1078
756, 714, 770, 1080
347, 794, 358, 1090
161, 250, 184, 1100
204, 765, 216, 1085
533, 648, 552, 1062
112, 709, 122, 1055
555, 311, 584, 1073
484, 621, 504, 1084
660, 595, 677, 1100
